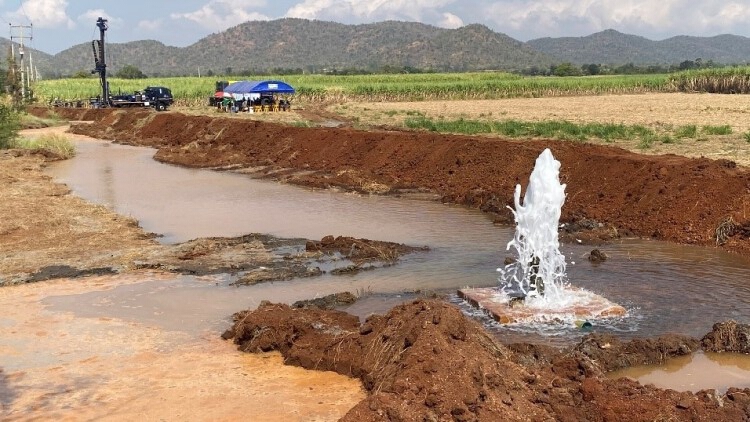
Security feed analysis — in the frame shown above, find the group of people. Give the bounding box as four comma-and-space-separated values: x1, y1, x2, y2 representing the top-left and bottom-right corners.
218, 96, 292, 113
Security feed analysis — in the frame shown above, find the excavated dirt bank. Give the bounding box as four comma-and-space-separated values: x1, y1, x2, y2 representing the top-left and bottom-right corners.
53, 107, 750, 256
225, 300, 750, 421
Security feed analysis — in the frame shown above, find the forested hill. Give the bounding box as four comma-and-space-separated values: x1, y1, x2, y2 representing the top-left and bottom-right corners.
5, 20, 750, 79
527, 29, 750, 66
0, 38, 54, 74
32, 19, 553, 77
183, 19, 552, 75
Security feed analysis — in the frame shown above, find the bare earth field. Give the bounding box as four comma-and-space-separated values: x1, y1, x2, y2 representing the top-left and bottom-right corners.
334, 93, 750, 166
5, 94, 750, 421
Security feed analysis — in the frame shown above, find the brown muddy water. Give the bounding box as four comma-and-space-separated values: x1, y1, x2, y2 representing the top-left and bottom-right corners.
608, 352, 750, 394
44, 139, 750, 346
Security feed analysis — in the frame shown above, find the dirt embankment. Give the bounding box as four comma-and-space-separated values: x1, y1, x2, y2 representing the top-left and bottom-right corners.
55, 107, 750, 256
224, 299, 750, 421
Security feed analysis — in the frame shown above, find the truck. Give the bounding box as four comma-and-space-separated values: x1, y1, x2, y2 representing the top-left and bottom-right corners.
88, 17, 172, 111
106, 86, 174, 111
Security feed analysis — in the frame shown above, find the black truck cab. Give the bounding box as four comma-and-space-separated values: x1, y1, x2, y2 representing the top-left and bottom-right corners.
142, 86, 174, 111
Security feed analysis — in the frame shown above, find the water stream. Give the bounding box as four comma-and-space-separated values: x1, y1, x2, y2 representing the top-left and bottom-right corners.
44, 139, 750, 346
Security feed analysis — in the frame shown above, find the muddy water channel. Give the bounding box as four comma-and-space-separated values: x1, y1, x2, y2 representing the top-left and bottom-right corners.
45, 140, 750, 346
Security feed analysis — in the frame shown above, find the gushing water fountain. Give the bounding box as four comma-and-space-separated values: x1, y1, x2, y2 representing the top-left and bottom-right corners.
458, 148, 626, 325
498, 148, 568, 301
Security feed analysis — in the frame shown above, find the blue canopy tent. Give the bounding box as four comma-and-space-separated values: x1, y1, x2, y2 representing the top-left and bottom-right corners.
223, 80, 295, 97
221, 80, 295, 111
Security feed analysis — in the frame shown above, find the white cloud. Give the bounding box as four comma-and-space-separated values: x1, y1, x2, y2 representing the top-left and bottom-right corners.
439, 12, 463, 29
170, 0, 270, 30
285, 0, 336, 20
6, 0, 75, 29
483, 0, 750, 40
137, 18, 163, 32
285, 0, 458, 23
77, 9, 123, 27
709, 2, 750, 31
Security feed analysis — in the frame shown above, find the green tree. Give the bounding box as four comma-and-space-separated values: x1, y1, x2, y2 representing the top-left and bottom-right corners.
551, 62, 581, 76
583, 63, 601, 75
678, 60, 697, 70
115, 64, 147, 79
0, 103, 20, 149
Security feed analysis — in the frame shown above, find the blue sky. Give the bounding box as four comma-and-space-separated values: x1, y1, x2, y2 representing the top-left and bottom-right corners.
2, 0, 750, 54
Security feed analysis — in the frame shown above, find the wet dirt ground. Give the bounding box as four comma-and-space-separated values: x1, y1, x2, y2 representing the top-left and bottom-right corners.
0, 273, 364, 421
8, 104, 750, 420
1, 126, 418, 420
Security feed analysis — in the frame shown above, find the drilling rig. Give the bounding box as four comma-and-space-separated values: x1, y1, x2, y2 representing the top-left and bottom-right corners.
88, 17, 172, 110
89, 17, 110, 107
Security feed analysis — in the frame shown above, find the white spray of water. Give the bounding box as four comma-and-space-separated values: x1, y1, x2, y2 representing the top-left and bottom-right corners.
498, 148, 572, 307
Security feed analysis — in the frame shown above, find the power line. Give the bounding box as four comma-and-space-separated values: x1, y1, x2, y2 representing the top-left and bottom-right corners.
18, 0, 32, 25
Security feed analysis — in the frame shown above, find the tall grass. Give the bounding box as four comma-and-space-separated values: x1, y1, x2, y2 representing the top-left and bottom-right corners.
668, 67, 750, 93
701, 125, 733, 135
674, 124, 698, 138
15, 133, 75, 158
20, 113, 67, 129
33, 73, 673, 107
34, 67, 750, 107
404, 116, 655, 142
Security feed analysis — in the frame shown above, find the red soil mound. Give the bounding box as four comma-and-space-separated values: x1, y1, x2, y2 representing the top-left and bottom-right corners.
224, 300, 750, 421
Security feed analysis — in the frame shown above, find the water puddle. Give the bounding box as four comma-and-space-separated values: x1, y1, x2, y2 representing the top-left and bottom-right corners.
43, 139, 750, 344
608, 352, 750, 393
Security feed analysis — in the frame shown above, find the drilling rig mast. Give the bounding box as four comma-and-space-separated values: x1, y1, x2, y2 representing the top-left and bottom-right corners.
91, 17, 110, 106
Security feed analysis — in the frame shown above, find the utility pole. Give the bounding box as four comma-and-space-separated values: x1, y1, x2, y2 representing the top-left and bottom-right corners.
9, 23, 33, 101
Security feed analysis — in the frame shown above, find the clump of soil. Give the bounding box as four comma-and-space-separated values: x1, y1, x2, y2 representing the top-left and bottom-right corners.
701, 320, 750, 353
588, 249, 608, 263
24, 265, 117, 283
571, 333, 699, 371
293, 292, 358, 310
305, 235, 428, 265
224, 300, 750, 421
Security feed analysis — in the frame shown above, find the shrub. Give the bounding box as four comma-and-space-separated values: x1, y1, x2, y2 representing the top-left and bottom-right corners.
701, 125, 733, 135
0, 103, 20, 149
674, 125, 698, 138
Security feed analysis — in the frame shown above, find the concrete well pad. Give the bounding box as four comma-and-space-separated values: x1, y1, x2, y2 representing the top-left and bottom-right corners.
458, 287, 627, 324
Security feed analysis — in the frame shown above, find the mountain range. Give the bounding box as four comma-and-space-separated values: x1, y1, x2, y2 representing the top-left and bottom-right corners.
2, 19, 750, 78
